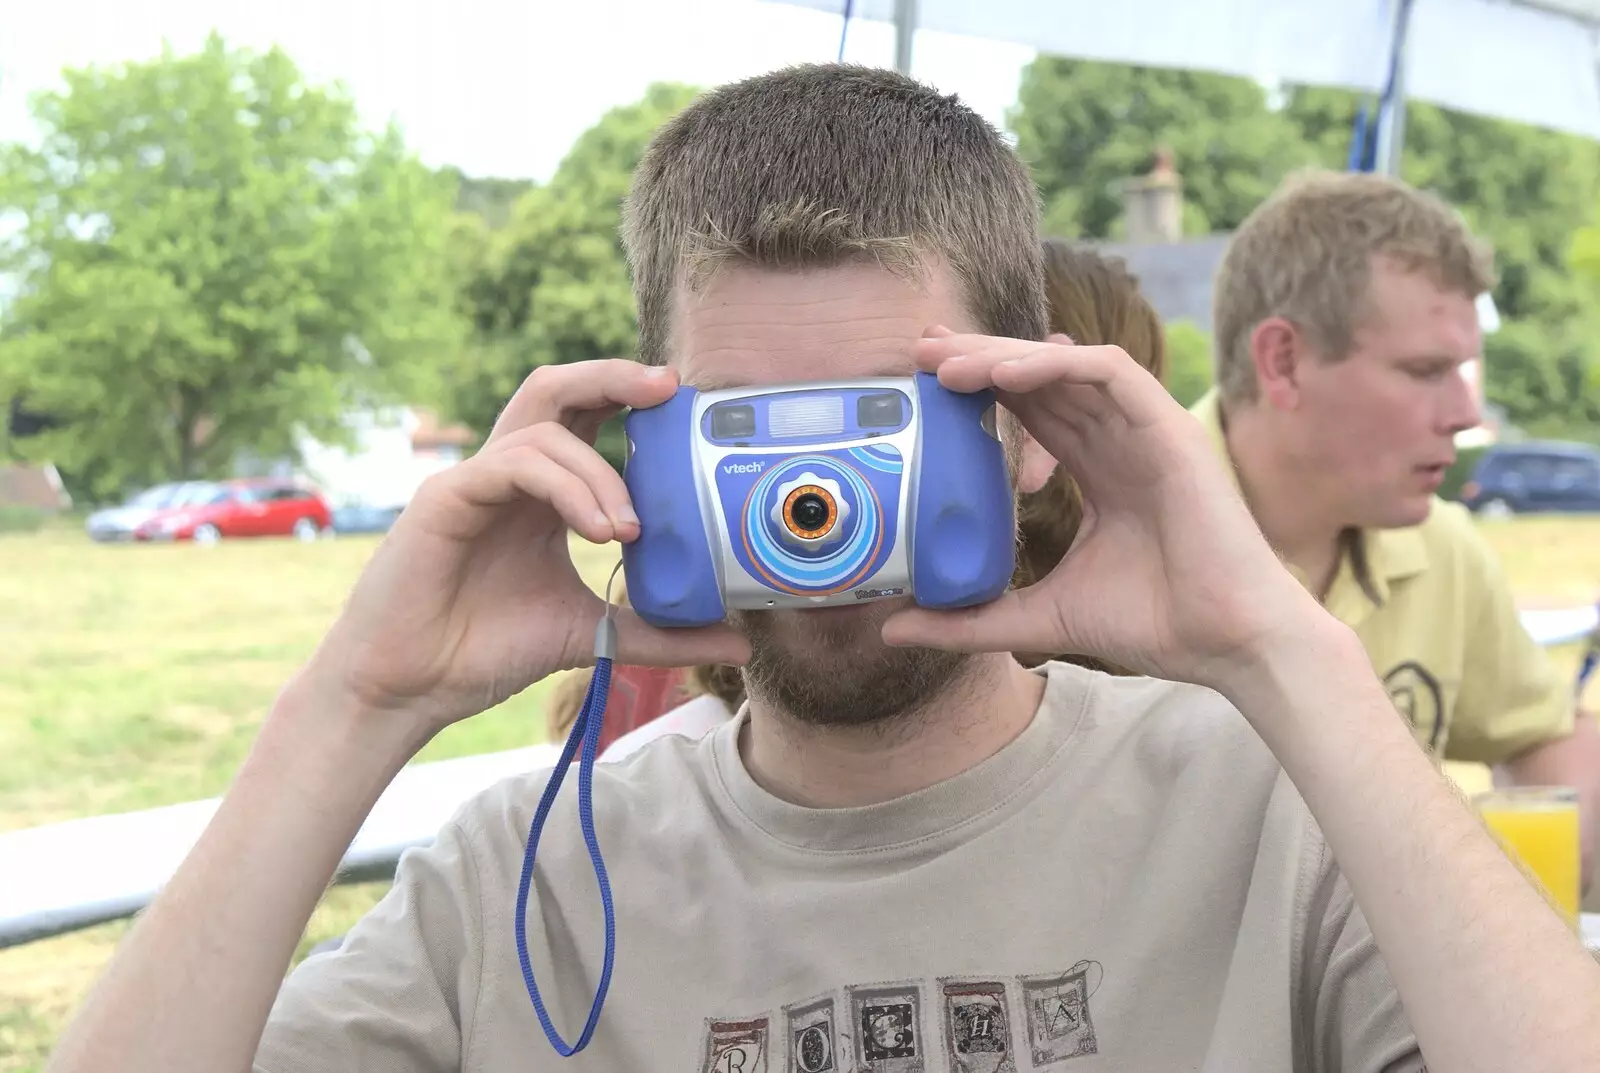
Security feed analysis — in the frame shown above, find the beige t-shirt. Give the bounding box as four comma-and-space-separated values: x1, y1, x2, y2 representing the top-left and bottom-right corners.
601, 693, 731, 763
256, 662, 1422, 1072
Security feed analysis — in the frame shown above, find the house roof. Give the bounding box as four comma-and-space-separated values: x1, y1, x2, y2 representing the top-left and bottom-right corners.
0, 464, 71, 512
1091, 231, 1503, 340
1093, 234, 1233, 333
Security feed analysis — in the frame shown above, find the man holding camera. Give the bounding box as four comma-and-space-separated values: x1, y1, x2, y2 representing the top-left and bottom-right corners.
1194, 171, 1600, 890
45, 66, 1600, 1073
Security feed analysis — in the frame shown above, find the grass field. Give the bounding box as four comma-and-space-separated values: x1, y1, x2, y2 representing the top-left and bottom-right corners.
0, 526, 618, 1072
0, 529, 623, 832
3, 514, 1600, 1070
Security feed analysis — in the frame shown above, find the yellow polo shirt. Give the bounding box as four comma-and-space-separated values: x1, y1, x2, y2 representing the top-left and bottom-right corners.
1191, 391, 1574, 793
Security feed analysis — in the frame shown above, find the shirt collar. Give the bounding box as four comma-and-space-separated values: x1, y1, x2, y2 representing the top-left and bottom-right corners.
1189, 388, 1430, 617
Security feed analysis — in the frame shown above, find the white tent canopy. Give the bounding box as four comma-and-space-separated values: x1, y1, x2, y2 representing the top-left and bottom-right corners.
770, 0, 1600, 143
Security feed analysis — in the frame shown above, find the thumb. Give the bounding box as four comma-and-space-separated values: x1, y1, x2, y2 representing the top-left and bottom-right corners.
881, 588, 1063, 654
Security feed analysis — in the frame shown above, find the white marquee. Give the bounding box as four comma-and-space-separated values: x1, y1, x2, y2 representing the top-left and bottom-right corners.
768, 0, 1600, 143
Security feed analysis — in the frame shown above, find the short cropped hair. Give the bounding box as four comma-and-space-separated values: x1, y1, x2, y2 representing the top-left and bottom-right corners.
1212, 170, 1495, 403
621, 64, 1047, 364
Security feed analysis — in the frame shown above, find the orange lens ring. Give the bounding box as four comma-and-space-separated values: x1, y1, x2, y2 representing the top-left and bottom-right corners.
782, 484, 837, 538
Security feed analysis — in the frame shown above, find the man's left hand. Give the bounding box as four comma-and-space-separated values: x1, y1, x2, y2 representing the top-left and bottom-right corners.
882, 329, 1333, 699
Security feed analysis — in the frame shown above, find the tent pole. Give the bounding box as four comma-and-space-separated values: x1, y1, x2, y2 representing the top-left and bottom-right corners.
893, 0, 918, 74
1376, 0, 1416, 175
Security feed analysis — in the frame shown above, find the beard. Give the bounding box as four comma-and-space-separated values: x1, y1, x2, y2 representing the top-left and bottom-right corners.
729, 598, 974, 729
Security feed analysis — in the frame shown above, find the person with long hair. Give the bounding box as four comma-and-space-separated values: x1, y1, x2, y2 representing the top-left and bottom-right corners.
551, 238, 1170, 760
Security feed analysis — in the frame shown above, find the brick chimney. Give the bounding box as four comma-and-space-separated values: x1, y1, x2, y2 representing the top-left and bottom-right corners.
1120, 148, 1183, 245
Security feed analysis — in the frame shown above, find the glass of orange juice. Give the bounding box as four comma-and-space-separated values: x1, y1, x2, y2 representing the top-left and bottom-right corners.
1474, 786, 1581, 931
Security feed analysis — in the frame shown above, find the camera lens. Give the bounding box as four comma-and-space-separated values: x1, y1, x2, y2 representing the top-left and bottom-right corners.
789, 492, 830, 533
711, 404, 757, 440
773, 480, 844, 548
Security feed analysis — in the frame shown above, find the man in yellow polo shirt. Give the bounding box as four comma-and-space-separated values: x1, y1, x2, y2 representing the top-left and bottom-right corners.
1197, 169, 1600, 889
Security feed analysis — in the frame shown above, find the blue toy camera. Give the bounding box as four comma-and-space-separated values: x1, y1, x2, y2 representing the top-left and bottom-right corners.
619, 371, 1016, 628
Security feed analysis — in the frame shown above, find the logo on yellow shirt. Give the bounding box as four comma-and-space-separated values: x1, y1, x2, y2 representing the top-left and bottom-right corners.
1382, 661, 1446, 752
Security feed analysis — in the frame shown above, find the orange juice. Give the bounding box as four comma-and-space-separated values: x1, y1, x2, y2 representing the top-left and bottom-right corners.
1475, 787, 1581, 930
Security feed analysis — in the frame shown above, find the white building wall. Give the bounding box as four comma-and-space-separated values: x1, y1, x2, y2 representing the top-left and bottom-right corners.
293, 408, 459, 509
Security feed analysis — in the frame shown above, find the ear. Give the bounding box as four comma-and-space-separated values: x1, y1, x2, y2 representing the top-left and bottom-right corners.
1016, 425, 1058, 495
1248, 316, 1306, 409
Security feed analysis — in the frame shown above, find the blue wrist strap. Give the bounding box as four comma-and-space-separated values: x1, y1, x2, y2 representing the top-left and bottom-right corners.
1577, 600, 1600, 700
515, 571, 622, 1057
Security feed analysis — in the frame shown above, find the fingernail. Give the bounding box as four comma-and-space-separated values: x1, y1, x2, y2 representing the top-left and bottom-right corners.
592, 510, 613, 532
615, 505, 640, 527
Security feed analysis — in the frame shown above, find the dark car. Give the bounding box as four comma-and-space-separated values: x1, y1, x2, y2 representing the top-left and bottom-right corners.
1459, 441, 1600, 516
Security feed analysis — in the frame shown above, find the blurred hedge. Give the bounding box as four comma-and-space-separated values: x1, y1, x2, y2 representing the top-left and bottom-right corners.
1439, 444, 1491, 503
0, 505, 49, 534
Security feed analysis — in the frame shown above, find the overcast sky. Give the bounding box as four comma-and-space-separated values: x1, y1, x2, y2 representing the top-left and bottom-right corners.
0, 0, 1038, 182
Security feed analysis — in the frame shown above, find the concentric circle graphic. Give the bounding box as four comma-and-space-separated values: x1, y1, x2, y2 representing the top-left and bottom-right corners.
740, 455, 883, 595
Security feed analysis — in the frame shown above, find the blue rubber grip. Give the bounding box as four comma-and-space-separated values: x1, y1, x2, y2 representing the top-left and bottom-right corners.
620, 389, 726, 628
910, 372, 1016, 609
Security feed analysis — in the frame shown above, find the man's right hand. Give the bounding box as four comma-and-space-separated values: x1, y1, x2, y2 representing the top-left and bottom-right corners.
298, 359, 750, 738
44, 358, 752, 1073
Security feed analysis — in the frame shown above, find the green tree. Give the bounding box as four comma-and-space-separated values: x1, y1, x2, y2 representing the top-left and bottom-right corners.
1011, 58, 1600, 436
1287, 88, 1600, 326
1010, 58, 1318, 240
447, 82, 701, 466
1565, 202, 1600, 408
1288, 88, 1600, 433
442, 168, 535, 229
1164, 321, 1215, 407
0, 34, 463, 498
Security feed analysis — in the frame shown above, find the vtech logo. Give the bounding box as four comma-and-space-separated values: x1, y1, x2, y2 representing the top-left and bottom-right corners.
723, 461, 764, 475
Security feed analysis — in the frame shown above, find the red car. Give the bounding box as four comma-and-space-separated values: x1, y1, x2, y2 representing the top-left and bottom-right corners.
130, 479, 333, 544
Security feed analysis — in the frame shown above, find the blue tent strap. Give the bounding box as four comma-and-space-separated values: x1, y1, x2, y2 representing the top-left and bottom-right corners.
1577, 600, 1600, 699
838, 0, 855, 63
1350, 0, 1416, 172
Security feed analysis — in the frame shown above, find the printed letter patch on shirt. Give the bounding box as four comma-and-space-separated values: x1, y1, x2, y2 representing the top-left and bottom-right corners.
1020, 964, 1100, 1067
701, 963, 1102, 1073
703, 1016, 771, 1073
850, 982, 925, 1072
784, 996, 839, 1073
941, 979, 1017, 1073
